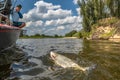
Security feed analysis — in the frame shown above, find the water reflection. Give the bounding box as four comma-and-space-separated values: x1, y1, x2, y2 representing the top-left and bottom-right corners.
81, 40, 120, 80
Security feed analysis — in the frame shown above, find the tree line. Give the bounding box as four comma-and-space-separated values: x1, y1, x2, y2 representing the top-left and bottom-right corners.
20, 31, 63, 38
78, 0, 120, 32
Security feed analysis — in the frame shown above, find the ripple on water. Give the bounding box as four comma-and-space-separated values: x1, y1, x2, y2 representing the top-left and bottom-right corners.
0, 38, 120, 80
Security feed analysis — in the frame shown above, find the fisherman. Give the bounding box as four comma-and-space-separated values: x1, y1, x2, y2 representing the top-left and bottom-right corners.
11, 4, 25, 28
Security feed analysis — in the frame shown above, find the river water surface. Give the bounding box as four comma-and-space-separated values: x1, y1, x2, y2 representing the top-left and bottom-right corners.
0, 38, 120, 80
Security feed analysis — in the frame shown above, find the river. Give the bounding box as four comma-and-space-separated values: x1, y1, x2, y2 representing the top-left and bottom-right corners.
0, 38, 120, 80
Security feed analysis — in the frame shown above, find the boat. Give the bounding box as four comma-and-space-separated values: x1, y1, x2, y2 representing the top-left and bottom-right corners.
0, 0, 21, 51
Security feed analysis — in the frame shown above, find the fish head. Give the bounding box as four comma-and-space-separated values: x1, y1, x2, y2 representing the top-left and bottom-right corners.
50, 51, 58, 60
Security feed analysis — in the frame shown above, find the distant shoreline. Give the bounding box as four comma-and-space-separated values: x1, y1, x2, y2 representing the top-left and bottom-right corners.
19, 36, 79, 39
63, 37, 78, 39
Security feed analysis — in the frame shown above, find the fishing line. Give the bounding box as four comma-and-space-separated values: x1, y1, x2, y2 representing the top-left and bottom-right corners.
19, 0, 24, 6
12, 0, 17, 8
12, 0, 23, 8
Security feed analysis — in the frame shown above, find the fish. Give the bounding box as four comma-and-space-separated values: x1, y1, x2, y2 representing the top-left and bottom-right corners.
50, 51, 96, 72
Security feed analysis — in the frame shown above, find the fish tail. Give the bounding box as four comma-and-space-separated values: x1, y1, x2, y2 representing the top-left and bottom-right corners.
84, 64, 97, 73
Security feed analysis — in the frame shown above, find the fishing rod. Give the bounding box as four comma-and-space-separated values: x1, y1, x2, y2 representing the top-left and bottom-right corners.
11, 0, 17, 10
13, 0, 23, 7
0, 13, 8, 18
11, 0, 23, 11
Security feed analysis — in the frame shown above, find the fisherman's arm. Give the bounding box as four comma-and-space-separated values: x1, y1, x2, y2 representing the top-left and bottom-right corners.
18, 12, 23, 18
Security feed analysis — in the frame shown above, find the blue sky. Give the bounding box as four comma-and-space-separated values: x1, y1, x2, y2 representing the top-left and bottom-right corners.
14, 0, 82, 35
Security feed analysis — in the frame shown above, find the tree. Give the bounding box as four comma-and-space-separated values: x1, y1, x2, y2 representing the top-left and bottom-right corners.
65, 30, 77, 37
77, 0, 120, 33
78, 0, 91, 32
35, 34, 41, 37
54, 34, 59, 37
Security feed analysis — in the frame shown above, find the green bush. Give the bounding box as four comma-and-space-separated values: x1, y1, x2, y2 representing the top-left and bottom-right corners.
72, 32, 82, 38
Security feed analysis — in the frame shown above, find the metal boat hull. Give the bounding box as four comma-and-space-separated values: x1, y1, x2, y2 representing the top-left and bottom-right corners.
0, 24, 21, 51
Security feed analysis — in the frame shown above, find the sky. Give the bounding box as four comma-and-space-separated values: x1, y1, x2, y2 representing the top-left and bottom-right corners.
14, 0, 82, 35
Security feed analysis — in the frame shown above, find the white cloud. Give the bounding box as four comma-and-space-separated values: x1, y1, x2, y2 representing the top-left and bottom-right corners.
73, 0, 78, 4
45, 16, 81, 27
76, 8, 80, 15
22, 0, 82, 36
43, 9, 72, 19
57, 26, 65, 30
35, 0, 61, 11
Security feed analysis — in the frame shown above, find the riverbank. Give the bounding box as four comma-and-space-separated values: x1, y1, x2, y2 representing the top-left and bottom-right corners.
72, 17, 120, 40
89, 17, 120, 40
66, 17, 120, 41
